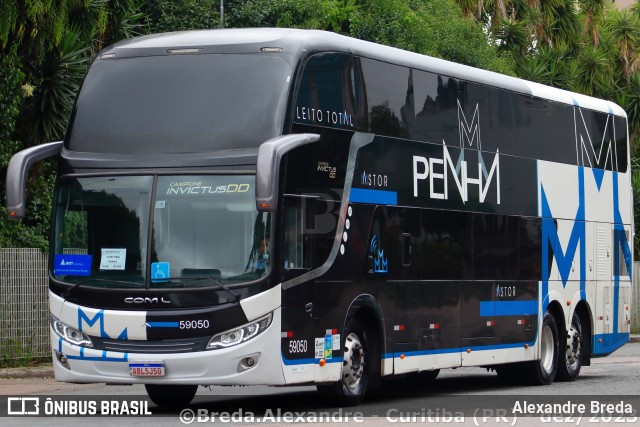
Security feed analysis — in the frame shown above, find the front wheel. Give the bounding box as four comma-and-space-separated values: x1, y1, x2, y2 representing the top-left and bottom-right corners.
145, 384, 197, 409
556, 312, 582, 381
317, 319, 370, 406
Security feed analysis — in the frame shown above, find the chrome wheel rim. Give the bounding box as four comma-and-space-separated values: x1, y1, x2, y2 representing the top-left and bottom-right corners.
541, 324, 555, 373
342, 332, 365, 390
565, 323, 581, 368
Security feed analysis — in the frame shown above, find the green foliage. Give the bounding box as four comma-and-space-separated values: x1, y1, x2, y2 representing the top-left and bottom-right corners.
226, 0, 343, 30
0, 49, 24, 170
569, 45, 613, 97
144, 0, 221, 32
0, 1, 147, 249
24, 26, 93, 144
351, 0, 514, 75
226, 0, 514, 74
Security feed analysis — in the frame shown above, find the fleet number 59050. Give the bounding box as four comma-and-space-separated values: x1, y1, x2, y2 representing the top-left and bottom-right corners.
179, 320, 209, 329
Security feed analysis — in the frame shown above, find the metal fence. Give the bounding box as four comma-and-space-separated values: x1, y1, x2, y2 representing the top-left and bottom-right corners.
0, 249, 639, 363
0, 248, 50, 362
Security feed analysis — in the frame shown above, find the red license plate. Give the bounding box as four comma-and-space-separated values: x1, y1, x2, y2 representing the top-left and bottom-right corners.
129, 361, 165, 377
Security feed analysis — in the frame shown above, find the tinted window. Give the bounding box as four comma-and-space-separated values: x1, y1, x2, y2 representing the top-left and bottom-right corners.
380, 67, 627, 173
519, 217, 542, 280
421, 209, 472, 280
473, 214, 518, 280
151, 176, 271, 287
360, 58, 412, 137
614, 116, 628, 172
67, 54, 291, 154
412, 71, 464, 144
53, 176, 153, 287
575, 108, 628, 172
294, 53, 357, 130
282, 196, 337, 273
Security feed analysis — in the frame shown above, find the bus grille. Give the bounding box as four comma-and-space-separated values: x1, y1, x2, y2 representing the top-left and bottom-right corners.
91, 336, 210, 353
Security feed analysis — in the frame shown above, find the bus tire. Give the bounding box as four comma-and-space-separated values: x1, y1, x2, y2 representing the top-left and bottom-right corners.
556, 312, 582, 382
145, 384, 197, 409
318, 318, 370, 406
527, 311, 559, 385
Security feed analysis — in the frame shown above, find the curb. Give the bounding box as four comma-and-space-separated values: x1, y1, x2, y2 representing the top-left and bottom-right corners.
0, 365, 54, 380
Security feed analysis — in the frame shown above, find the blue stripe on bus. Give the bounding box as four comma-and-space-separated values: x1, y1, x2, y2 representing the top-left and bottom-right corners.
593, 333, 629, 355
479, 300, 537, 317
349, 188, 397, 205
381, 341, 536, 359
146, 322, 179, 328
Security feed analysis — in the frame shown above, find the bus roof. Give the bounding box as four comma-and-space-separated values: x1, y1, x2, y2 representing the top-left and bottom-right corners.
102, 28, 626, 118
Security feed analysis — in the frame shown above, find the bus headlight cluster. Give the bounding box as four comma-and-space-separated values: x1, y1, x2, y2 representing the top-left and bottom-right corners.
207, 313, 272, 350
51, 316, 93, 348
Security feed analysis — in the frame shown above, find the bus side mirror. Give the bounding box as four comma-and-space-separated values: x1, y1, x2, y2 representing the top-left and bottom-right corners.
255, 133, 319, 212
5, 141, 63, 219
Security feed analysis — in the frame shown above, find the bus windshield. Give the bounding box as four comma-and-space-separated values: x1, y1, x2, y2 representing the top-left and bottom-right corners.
52, 175, 271, 289
65, 54, 291, 154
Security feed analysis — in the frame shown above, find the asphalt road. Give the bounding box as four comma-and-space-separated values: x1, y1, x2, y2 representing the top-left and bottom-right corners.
2, 342, 640, 426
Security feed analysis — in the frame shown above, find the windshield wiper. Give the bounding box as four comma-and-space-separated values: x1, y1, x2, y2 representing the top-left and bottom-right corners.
64, 278, 145, 299
160, 276, 241, 302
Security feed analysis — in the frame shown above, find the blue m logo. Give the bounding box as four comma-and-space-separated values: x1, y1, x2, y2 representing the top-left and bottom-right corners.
78, 308, 128, 340
374, 249, 388, 273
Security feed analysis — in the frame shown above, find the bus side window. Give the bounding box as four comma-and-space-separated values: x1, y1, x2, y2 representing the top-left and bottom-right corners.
283, 197, 313, 272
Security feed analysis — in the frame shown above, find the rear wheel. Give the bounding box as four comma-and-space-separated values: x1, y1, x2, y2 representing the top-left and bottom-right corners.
556, 312, 582, 381
317, 319, 370, 406
527, 311, 559, 385
145, 384, 197, 409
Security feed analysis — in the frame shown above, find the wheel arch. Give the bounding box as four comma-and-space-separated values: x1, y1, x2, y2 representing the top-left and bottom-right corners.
545, 299, 565, 331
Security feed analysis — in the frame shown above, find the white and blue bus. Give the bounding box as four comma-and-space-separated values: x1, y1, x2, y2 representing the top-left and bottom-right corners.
6, 29, 633, 407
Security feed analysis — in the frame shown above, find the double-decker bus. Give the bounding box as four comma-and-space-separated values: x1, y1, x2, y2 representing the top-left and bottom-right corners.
6, 29, 633, 407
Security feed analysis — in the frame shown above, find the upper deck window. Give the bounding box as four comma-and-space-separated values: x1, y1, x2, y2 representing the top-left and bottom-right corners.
66, 54, 291, 154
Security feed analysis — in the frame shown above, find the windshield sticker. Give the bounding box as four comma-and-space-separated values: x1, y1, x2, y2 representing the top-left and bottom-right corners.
151, 262, 170, 282
99, 248, 126, 271
155, 200, 166, 209
54, 254, 92, 276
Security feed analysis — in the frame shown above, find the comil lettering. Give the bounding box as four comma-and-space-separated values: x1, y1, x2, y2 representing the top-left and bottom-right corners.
412, 145, 500, 204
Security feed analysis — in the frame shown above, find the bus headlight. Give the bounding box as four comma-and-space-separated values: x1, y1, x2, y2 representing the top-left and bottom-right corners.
207, 313, 272, 350
51, 316, 93, 348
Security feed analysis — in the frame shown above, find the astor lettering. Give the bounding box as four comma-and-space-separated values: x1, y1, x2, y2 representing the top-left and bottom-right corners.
496, 285, 516, 298
361, 170, 388, 188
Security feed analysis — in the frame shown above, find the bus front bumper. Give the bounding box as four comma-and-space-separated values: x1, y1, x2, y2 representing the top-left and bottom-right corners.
51, 307, 286, 386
